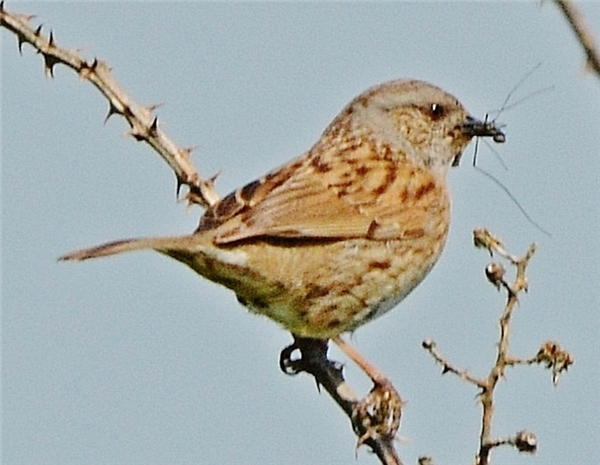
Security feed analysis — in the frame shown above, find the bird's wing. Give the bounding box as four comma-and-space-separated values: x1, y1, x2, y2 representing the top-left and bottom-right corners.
199, 147, 447, 244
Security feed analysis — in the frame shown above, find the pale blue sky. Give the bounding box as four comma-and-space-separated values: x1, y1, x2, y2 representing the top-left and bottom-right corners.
3, 3, 599, 464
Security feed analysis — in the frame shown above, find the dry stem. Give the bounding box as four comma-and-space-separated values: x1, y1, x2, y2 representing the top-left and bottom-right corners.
424, 229, 547, 465
553, 0, 600, 80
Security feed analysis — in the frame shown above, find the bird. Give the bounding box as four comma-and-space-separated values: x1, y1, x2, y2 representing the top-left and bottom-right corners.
60, 79, 504, 340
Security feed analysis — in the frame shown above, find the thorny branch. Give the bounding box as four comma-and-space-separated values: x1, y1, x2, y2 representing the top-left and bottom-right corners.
1, 4, 405, 463
423, 228, 574, 465
0, 1, 219, 208
553, 0, 600, 81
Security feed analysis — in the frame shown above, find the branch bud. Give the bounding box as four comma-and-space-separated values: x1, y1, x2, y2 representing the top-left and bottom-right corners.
485, 262, 505, 289
514, 430, 537, 453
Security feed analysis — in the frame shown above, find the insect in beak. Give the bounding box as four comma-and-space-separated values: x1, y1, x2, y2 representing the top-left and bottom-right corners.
463, 115, 506, 143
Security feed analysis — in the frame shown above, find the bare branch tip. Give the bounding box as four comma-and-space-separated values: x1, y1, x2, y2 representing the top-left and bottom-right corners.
513, 430, 538, 453
418, 457, 434, 465
473, 227, 503, 257
526, 243, 538, 260
421, 339, 435, 350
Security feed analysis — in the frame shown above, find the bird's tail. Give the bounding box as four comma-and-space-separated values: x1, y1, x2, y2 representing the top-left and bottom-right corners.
59, 235, 196, 262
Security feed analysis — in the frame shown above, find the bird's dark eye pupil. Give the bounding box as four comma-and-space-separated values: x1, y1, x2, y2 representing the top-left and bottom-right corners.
430, 103, 445, 118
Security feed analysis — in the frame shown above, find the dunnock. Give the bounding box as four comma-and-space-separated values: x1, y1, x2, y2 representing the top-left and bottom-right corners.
61, 79, 504, 339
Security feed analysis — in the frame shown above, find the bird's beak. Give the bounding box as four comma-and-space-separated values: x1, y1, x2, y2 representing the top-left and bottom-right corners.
462, 115, 505, 143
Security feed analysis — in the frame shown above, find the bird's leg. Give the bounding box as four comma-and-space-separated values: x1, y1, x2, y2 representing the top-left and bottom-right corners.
332, 335, 393, 385
332, 336, 403, 447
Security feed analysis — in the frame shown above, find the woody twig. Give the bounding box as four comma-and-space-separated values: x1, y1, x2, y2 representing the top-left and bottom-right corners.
553, 0, 600, 81
0, 1, 219, 208
423, 228, 574, 465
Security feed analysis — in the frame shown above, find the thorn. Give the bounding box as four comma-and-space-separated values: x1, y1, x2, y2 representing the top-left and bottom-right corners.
181, 146, 199, 157
89, 58, 99, 70
17, 34, 26, 54
34, 24, 43, 36
0, 1, 4, 12
48, 30, 55, 47
128, 128, 146, 142
146, 103, 164, 113
78, 61, 93, 81
104, 103, 122, 124
183, 191, 202, 208
313, 377, 322, 393
179, 147, 199, 165
43, 53, 60, 78
175, 175, 185, 197
24, 14, 38, 22
149, 117, 159, 135
209, 171, 221, 184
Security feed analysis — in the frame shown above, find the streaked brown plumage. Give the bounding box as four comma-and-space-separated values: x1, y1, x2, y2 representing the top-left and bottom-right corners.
61, 79, 504, 339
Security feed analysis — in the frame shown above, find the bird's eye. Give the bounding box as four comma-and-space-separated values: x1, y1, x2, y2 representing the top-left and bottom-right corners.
429, 103, 445, 119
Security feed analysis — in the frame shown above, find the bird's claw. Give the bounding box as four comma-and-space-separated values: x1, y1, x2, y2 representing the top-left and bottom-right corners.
279, 337, 332, 376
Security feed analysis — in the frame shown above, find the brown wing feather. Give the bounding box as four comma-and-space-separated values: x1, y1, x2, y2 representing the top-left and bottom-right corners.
200, 145, 448, 244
